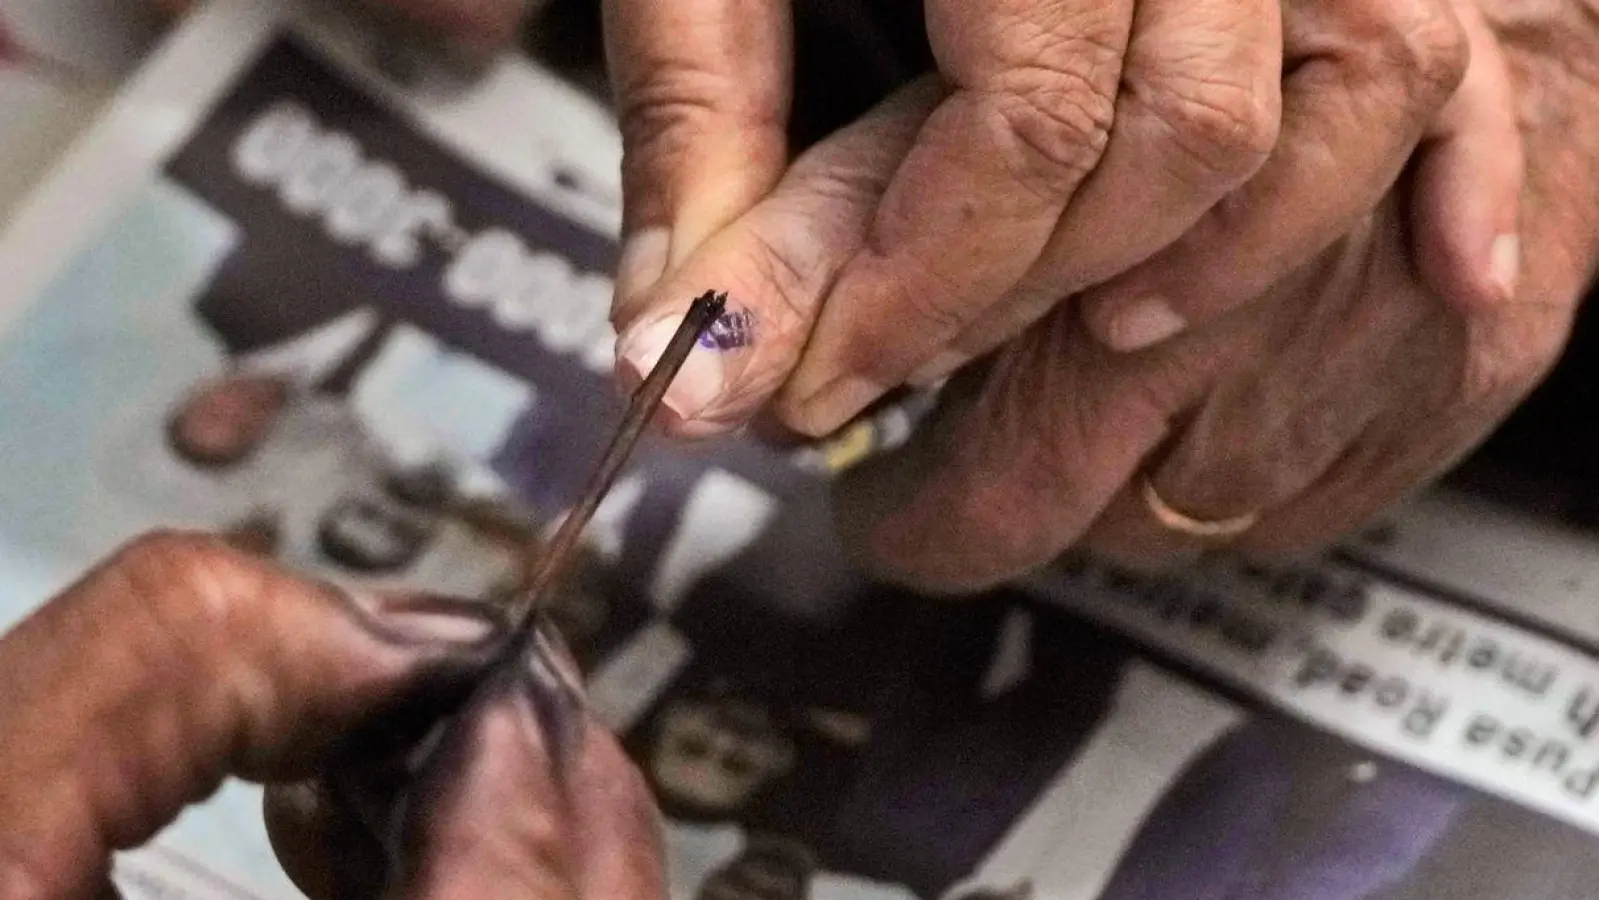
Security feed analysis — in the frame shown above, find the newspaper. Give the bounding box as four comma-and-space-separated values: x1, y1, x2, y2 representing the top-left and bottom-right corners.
3, 1, 1599, 897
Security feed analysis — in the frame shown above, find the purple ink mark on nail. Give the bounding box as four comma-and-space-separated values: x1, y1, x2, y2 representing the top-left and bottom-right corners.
699, 308, 756, 351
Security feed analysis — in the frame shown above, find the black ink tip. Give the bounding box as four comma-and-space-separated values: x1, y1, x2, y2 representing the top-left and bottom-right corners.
688, 290, 728, 326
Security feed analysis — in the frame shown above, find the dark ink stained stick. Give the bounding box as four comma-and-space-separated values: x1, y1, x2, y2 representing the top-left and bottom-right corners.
505, 290, 727, 633
332, 294, 728, 819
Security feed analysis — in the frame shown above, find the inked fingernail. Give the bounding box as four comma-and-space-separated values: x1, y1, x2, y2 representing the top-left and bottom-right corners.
355, 591, 501, 645
616, 312, 730, 421
614, 227, 671, 307
1107, 296, 1186, 352
1491, 233, 1520, 300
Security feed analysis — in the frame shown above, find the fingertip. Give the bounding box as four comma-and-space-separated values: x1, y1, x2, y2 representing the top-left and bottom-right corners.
778, 374, 890, 441
907, 349, 969, 387
613, 311, 731, 427
1410, 139, 1522, 310
1410, 0, 1523, 311
616, 209, 851, 436
615, 76, 946, 440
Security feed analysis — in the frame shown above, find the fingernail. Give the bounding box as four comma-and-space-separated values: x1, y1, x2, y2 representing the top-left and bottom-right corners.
1106, 296, 1187, 352
909, 349, 967, 387
1490, 233, 1520, 300
356, 591, 501, 645
616, 313, 727, 421
614, 227, 671, 307
796, 373, 887, 436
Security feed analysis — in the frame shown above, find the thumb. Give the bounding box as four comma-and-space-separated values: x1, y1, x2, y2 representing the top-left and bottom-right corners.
265, 620, 666, 900
0, 532, 504, 899
605, 0, 795, 318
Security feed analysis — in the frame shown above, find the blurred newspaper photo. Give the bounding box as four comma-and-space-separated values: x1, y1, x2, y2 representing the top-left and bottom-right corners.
5, 1, 1599, 898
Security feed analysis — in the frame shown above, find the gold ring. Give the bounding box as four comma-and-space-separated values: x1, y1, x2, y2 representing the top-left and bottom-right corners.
1140, 476, 1259, 539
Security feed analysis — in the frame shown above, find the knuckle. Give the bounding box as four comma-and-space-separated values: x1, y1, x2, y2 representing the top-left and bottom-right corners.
113, 530, 265, 653
1364, 1, 1469, 108
992, 400, 1104, 536
615, 62, 779, 157
116, 530, 221, 586
1137, 74, 1280, 190
1402, 12, 1470, 102
788, 163, 893, 216
616, 80, 717, 160
1455, 313, 1567, 407
776, 400, 838, 440
984, 64, 1117, 199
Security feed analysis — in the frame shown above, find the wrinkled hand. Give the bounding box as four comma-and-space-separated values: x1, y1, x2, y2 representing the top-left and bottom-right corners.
829, 0, 1599, 592
605, 0, 1489, 439
0, 533, 664, 899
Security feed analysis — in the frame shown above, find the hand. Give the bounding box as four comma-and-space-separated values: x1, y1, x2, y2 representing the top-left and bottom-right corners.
0, 533, 664, 898
605, 0, 1482, 440
826, 0, 1599, 591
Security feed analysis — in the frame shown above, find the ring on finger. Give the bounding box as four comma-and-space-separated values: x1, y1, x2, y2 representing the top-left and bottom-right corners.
1140, 475, 1259, 539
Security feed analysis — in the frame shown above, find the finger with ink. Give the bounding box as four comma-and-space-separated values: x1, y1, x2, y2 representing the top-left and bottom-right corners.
614, 301, 762, 435
611, 79, 943, 438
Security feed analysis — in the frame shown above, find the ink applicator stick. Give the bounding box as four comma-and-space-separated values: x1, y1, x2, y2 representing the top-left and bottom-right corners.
506, 290, 726, 633
323, 293, 725, 821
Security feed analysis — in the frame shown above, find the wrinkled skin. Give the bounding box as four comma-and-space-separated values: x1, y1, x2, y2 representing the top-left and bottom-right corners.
0, 533, 665, 899
830, 0, 1599, 590
603, 0, 1495, 438
151, 0, 1597, 591
602, 0, 1598, 592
